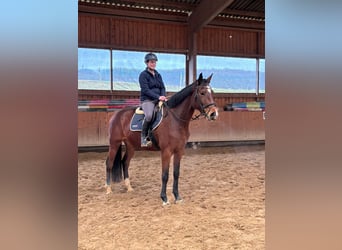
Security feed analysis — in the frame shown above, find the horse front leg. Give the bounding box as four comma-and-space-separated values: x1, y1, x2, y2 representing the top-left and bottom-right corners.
172, 152, 183, 204
160, 150, 171, 206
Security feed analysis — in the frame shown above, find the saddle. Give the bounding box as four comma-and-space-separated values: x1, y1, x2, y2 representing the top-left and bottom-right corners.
130, 102, 164, 132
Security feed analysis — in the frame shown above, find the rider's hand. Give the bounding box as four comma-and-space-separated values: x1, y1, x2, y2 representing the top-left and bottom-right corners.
159, 96, 167, 101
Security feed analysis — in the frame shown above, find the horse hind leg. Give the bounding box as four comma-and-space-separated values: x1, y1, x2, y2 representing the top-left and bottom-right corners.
105, 156, 113, 194
122, 144, 134, 192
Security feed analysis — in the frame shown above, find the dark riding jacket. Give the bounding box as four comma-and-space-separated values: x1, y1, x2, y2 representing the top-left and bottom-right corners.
139, 68, 166, 102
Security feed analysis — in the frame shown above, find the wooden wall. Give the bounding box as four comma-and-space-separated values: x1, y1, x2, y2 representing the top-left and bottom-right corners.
111, 19, 187, 52
78, 13, 264, 57
78, 111, 265, 147
79, 14, 188, 52
197, 27, 264, 57
78, 15, 111, 46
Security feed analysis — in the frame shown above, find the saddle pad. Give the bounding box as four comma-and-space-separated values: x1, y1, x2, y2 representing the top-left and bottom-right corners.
130, 107, 163, 131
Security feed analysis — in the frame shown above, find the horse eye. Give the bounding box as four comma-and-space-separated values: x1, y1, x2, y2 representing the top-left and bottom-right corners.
200, 92, 205, 96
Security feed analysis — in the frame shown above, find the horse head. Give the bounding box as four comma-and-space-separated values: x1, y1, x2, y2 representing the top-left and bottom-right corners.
194, 73, 219, 121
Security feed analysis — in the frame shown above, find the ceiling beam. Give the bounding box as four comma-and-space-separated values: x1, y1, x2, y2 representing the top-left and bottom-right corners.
118, 0, 196, 11
188, 0, 235, 33
222, 9, 265, 18
79, 4, 188, 23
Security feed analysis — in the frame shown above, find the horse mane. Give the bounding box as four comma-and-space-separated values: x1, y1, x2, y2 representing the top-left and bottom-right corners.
165, 82, 195, 108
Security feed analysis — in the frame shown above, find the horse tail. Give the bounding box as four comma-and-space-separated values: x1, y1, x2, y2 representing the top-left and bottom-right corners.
111, 144, 124, 183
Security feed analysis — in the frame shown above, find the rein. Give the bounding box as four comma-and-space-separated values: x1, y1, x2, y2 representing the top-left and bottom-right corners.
192, 86, 216, 120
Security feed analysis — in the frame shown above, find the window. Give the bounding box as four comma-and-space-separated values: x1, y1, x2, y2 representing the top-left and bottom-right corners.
153, 53, 186, 92
78, 48, 186, 91
78, 48, 110, 90
259, 58, 265, 93
111, 50, 144, 91
78, 48, 264, 93
112, 50, 186, 91
197, 56, 258, 93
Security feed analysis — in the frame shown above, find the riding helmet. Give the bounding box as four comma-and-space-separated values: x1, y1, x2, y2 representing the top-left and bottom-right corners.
144, 52, 158, 63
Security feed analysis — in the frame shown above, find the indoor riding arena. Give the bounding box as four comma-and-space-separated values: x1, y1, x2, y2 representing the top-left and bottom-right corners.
78, 0, 265, 249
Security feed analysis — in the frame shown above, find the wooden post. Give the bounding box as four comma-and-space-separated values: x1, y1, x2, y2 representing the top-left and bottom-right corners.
187, 31, 197, 85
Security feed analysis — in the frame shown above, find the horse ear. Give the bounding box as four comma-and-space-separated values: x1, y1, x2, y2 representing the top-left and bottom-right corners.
207, 73, 213, 83
198, 73, 203, 83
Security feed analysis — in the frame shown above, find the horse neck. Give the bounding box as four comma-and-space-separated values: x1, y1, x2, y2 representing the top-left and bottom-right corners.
172, 92, 195, 124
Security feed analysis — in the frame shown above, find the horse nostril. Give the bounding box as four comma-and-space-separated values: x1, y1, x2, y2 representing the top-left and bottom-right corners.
210, 112, 218, 120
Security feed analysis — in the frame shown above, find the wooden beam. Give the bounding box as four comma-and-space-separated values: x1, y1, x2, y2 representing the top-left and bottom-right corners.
188, 0, 234, 33
117, 0, 197, 11
221, 9, 265, 18
209, 18, 265, 31
187, 32, 197, 85
79, 3, 188, 23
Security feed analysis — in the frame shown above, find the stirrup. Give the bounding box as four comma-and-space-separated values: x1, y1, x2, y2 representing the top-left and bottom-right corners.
141, 137, 152, 147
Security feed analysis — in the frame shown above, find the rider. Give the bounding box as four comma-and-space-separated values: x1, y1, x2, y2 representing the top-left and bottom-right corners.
139, 52, 167, 147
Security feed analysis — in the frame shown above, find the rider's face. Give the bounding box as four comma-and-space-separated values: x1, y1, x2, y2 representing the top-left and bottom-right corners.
147, 60, 157, 70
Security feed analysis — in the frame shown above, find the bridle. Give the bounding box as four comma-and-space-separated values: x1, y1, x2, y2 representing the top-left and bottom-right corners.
192, 85, 217, 120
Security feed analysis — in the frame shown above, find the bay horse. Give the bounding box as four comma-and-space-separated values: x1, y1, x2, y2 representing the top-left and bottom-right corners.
105, 73, 218, 205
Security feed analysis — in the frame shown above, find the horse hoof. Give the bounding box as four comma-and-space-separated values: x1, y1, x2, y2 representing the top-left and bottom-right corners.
162, 200, 170, 206
106, 186, 112, 194
127, 187, 134, 192
175, 199, 183, 204
124, 179, 134, 192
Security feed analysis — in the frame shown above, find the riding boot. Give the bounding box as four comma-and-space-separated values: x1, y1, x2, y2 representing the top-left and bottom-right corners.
141, 120, 152, 147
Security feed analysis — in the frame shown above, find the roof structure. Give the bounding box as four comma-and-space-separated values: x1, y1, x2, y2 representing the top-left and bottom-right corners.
79, 0, 265, 30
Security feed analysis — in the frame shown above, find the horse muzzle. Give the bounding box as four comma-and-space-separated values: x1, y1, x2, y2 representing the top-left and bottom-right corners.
207, 107, 219, 121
